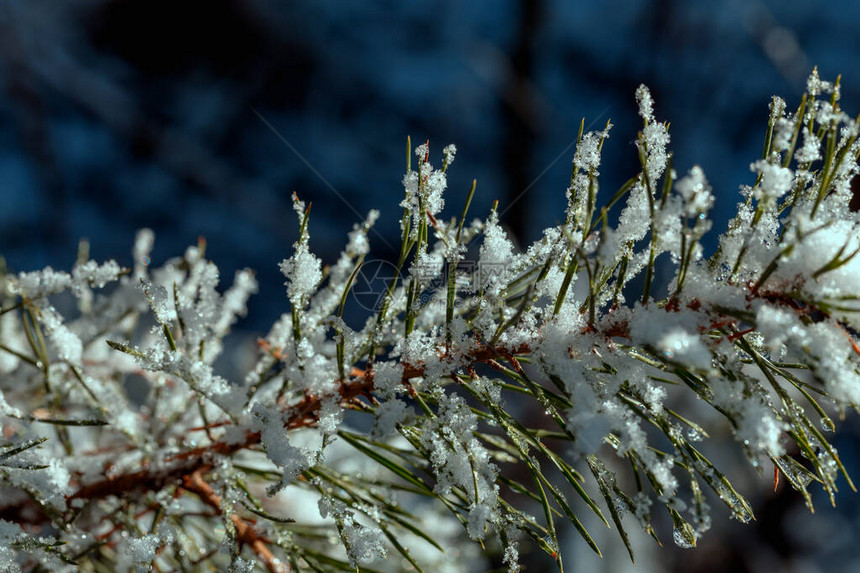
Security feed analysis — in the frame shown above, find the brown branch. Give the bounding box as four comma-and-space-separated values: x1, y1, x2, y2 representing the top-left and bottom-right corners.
4, 333, 636, 559
182, 468, 290, 573
69, 433, 259, 503
64, 342, 528, 507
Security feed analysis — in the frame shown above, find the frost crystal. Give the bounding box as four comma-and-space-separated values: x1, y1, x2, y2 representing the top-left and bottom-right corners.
795, 127, 822, 163
806, 67, 833, 96
750, 159, 793, 201
443, 143, 457, 167
372, 360, 404, 399
478, 210, 515, 295
280, 245, 322, 307
675, 165, 714, 218
636, 84, 670, 182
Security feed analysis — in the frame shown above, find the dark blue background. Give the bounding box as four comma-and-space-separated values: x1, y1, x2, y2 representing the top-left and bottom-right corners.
1, 0, 859, 570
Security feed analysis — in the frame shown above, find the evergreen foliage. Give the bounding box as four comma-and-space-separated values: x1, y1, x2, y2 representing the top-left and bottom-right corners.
1, 69, 860, 572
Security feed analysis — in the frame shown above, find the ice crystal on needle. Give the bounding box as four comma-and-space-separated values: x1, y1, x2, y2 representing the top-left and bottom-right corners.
3, 70, 860, 571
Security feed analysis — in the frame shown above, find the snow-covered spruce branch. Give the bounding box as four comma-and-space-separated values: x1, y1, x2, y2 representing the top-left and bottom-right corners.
2, 68, 860, 571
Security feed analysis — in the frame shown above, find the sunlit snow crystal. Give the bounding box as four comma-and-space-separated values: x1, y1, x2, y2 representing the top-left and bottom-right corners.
675, 165, 714, 217
750, 160, 793, 201
279, 245, 322, 306
794, 127, 821, 163
629, 305, 711, 369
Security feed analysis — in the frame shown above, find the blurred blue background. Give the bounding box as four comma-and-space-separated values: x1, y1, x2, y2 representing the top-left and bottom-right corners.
1, 0, 859, 570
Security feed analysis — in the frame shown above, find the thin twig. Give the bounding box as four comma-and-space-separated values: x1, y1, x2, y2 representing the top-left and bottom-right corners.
182, 469, 290, 573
